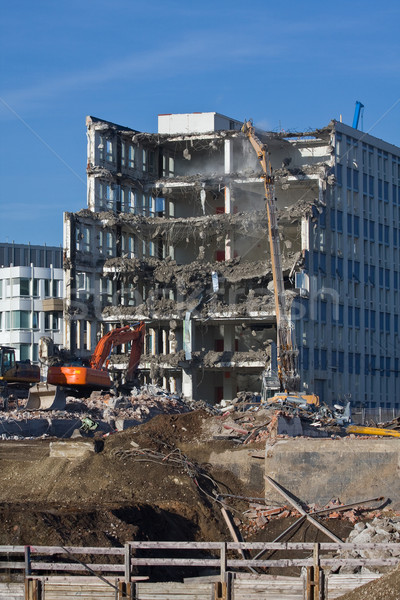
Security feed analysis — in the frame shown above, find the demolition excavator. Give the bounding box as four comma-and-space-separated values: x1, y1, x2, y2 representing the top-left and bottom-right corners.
242, 121, 318, 407
27, 322, 146, 410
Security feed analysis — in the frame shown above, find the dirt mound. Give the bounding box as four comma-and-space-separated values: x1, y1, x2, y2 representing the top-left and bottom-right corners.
336, 565, 400, 600
0, 411, 242, 549
104, 409, 210, 451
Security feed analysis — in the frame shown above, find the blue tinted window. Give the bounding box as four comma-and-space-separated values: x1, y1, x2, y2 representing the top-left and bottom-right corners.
353, 170, 359, 191
337, 257, 343, 278
336, 164, 342, 186
354, 261, 360, 281
347, 214, 352, 234
354, 216, 359, 237
384, 181, 389, 201
337, 211, 343, 233
378, 179, 382, 199
371, 310, 376, 330
314, 348, 319, 370
348, 306, 353, 326
369, 221, 375, 241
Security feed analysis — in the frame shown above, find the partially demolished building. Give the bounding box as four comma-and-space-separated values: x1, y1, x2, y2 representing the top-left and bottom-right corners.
63, 112, 400, 409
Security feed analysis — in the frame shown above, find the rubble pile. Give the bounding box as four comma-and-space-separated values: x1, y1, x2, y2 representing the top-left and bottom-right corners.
333, 516, 400, 574
0, 384, 217, 439
213, 391, 350, 443
240, 497, 382, 537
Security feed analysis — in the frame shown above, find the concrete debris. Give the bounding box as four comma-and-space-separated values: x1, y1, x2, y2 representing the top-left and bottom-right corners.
0, 385, 216, 439
333, 516, 400, 574
241, 500, 387, 537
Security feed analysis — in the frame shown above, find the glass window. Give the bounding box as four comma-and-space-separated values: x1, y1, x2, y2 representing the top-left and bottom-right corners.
121, 142, 126, 167
302, 347, 309, 370
353, 215, 359, 237
369, 175, 374, 197
19, 344, 30, 362
369, 221, 375, 241
314, 348, 319, 369
128, 145, 136, 168
353, 170, 359, 191
338, 351, 344, 373
106, 140, 113, 162
347, 167, 352, 189
11, 311, 31, 329
337, 257, 343, 278
348, 306, 353, 326
336, 164, 342, 185
337, 211, 343, 232
348, 353, 353, 374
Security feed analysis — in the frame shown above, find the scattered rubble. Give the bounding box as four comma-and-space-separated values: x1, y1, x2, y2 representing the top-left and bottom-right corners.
0, 385, 216, 439
333, 516, 400, 575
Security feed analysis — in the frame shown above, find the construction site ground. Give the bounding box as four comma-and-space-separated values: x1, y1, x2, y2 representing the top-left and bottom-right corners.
1, 404, 400, 599
0, 408, 357, 564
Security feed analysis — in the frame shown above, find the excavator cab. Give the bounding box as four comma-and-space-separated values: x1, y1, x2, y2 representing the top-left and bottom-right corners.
0, 347, 15, 377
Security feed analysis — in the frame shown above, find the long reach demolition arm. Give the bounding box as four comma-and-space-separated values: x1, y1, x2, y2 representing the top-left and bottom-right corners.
242, 121, 299, 393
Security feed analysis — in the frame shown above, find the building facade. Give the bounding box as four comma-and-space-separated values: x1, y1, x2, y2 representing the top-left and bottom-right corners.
0, 243, 64, 362
63, 113, 400, 410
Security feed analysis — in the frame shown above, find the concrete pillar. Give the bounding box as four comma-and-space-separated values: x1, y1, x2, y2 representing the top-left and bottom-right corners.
162, 329, 168, 354
150, 328, 156, 355
162, 376, 168, 390
169, 329, 177, 353
224, 139, 233, 175
182, 367, 196, 399
169, 376, 176, 393
224, 324, 236, 352
224, 139, 233, 260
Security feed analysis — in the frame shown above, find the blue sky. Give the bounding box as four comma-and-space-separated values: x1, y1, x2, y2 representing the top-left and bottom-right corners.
1, 0, 399, 246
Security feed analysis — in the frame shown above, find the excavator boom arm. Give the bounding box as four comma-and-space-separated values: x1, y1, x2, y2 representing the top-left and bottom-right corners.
90, 322, 146, 376
242, 121, 299, 392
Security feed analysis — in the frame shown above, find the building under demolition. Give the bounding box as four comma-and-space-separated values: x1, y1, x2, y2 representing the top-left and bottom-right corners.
63, 112, 400, 409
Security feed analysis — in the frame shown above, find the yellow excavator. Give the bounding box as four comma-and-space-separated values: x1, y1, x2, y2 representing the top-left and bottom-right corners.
242, 121, 318, 408
0, 346, 40, 386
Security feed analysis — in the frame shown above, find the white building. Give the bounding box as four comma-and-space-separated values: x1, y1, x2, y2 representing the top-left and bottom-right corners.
63, 113, 400, 413
0, 243, 64, 362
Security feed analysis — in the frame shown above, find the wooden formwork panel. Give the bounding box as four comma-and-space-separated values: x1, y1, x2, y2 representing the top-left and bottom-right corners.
43, 585, 116, 599
327, 573, 382, 598
234, 577, 305, 600
136, 582, 213, 599
0, 581, 24, 600
42, 577, 119, 599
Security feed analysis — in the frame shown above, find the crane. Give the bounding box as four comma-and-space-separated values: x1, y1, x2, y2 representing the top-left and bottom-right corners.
242, 121, 318, 405
352, 101, 364, 130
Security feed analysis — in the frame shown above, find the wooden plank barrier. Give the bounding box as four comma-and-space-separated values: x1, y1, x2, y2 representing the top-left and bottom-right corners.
0, 541, 397, 599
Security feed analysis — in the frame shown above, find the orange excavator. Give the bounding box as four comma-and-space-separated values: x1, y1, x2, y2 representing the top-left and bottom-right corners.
27, 322, 145, 410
